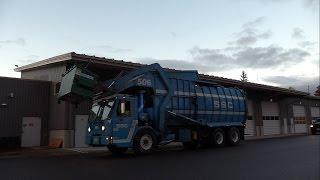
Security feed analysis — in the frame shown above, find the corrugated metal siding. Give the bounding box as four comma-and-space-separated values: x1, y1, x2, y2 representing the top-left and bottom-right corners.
21, 65, 69, 130
0, 77, 50, 145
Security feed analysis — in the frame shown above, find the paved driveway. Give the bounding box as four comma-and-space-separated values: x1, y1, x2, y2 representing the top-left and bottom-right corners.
0, 135, 319, 180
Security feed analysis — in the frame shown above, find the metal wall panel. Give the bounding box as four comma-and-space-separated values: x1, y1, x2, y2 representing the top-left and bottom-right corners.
21, 65, 69, 130
0, 77, 50, 145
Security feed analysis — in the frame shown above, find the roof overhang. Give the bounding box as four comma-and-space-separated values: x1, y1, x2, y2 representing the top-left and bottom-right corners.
14, 52, 309, 97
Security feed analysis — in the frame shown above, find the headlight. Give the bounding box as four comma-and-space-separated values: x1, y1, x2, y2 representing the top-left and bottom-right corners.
88, 127, 91, 132
310, 124, 314, 128
102, 126, 105, 131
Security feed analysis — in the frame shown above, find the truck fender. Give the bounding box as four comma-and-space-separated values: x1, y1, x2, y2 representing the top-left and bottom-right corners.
132, 126, 159, 140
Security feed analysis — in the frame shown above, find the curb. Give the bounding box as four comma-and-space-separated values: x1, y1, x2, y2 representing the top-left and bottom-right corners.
245, 133, 308, 141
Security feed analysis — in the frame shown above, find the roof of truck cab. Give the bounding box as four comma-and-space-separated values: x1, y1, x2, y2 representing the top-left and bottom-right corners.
14, 52, 309, 96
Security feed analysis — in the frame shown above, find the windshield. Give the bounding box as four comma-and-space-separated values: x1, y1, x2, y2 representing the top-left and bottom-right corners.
89, 100, 114, 121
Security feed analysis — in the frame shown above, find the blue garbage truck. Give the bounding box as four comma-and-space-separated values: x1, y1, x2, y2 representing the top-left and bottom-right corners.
58, 63, 247, 154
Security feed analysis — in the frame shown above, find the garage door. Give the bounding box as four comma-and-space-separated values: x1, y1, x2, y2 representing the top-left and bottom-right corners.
262, 101, 280, 135
311, 106, 320, 122
21, 117, 41, 147
75, 115, 89, 147
293, 105, 307, 133
245, 100, 255, 137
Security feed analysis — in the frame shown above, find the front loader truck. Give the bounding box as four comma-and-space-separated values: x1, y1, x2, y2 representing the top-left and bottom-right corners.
58, 63, 247, 154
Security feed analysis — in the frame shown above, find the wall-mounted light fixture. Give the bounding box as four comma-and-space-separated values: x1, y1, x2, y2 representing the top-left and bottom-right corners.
269, 98, 273, 102
1, 103, 7, 108
8, 92, 14, 98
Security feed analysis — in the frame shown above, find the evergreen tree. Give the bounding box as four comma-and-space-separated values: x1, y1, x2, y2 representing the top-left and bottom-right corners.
240, 71, 248, 82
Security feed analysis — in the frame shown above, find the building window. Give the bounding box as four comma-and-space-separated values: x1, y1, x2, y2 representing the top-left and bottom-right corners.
117, 100, 131, 117
263, 116, 280, 121
294, 116, 306, 124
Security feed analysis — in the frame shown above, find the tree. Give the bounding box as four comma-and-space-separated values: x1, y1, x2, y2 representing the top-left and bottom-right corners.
315, 85, 320, 96
288, 86, 295, 91
240, 71, 248, 82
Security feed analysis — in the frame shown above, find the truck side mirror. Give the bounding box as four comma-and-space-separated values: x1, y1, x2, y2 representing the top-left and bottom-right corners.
120, 102, 126, 114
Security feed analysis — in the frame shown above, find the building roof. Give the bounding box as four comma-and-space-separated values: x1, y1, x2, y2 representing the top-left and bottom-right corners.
14, 52, 309, 96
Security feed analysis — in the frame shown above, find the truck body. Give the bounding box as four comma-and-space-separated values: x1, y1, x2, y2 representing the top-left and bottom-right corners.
58, 63, 247, 154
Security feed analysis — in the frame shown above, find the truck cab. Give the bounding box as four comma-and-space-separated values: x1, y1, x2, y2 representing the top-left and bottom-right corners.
86, 94, 157, 154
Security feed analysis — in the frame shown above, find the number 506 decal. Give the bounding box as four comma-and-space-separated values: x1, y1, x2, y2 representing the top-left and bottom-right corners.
137, 78, 151, 86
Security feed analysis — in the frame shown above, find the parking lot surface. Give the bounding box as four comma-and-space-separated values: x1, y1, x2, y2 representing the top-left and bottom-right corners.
0, 135, 319, 180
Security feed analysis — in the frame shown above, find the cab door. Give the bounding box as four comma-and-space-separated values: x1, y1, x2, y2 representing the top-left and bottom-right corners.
112, 98, 137, 144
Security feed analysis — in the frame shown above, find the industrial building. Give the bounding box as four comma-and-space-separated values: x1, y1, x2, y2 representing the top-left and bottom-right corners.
1, 52, 319, 148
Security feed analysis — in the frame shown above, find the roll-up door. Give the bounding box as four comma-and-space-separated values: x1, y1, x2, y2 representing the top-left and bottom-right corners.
293, 105, 307, 133
262, 101, 280, 135
245, 100, 255, 137
311, 106, 320, 122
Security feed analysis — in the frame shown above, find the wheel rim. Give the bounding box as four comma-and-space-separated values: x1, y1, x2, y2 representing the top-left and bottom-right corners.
215, 131, 224, 144
231, 130, 239, 142
140, 134, 153, 150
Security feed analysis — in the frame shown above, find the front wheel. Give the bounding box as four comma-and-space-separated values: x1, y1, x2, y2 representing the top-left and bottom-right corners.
133, 128, 157, 155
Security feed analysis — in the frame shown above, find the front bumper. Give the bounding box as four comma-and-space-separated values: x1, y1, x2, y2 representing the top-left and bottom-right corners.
311, 125, 320, 132
86, 135, 110, 146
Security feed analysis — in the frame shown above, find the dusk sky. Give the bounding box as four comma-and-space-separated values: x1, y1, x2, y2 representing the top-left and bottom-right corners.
0, 0, 319, 93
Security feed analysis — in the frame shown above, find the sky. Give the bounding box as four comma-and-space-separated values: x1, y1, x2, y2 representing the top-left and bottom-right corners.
0, 0, 319, 93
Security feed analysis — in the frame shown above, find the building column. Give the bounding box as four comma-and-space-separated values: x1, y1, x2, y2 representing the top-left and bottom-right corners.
253, 100, 263, 136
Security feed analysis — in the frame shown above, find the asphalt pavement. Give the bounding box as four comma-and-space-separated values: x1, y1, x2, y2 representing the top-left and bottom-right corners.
0, 135, 319, 180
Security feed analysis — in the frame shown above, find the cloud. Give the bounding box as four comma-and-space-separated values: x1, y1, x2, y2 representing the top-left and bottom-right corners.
292, 27, 305, 39
137, 45, 310, 73
298, 41, 317, 49
169, 32, 177, 38
229, 17, 272, 46
263, 75, 319, 93
302, 0, 319, 12
0, 38, 26, 47
96, 45, 132, 53
136, 17, 312, 76
234, 46, 309, 68
18, 55, 40, 64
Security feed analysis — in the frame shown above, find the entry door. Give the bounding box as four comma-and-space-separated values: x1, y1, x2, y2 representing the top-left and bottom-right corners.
21, 117, 41, 147
75, 115, 89, 147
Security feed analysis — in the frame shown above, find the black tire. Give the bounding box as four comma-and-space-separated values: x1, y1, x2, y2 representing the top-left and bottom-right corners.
212, 128, 226, 147
133, 128, 157, 155
183, 141, 199, 149
227, 127, 241, 146
107, 145, 128, 155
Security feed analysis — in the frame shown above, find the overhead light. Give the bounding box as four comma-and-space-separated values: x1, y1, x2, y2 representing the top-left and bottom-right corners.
88, 127, 91, 132
270, 98, 273, 102
101, 126, 105, 131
